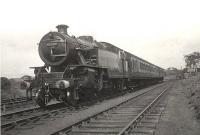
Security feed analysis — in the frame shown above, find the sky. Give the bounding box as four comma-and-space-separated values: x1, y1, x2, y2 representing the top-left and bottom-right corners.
0, 0, 200, 78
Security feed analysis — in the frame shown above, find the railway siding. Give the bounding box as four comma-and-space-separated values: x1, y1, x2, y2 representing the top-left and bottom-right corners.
1, 97, 35, 115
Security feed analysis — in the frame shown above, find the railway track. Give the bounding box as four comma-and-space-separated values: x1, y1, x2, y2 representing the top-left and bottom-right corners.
1, 82, 169, 135
1, 89, 132, 133
2, 97, 27, 104
1, 97, 35, 112
1, 96, 36, 104
1, 92, 120, 132
126, 93, 168, 134
1, 102, 73, 132
50, 82, 172, 135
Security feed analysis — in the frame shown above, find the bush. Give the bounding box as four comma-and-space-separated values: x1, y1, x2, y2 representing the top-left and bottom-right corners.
1, 77, 11, 90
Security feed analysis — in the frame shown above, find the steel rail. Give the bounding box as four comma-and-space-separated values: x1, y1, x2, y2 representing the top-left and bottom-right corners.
1, 97, 35, 112
1, 102, 65, 131
2, 97, 28, 103
1, 96, 35, 104
1, 89, 124, 131
117, 84, 171, 135
50, 83, 167, 135
1, 105, 40, 117
2, 83, 167, 133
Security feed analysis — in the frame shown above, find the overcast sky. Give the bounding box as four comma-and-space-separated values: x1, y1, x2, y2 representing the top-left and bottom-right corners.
1, 0, 200, 78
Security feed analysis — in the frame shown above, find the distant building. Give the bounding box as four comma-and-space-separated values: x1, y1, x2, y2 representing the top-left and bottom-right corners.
182, 66, 200, 78
165, 67, 183, 80
183, 67, 200, 78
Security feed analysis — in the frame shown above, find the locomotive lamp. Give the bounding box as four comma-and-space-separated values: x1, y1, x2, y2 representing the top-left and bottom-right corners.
56, 80, 70, 89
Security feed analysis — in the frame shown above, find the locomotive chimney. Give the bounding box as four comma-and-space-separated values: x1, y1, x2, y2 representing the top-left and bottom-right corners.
56, 24, 69, 35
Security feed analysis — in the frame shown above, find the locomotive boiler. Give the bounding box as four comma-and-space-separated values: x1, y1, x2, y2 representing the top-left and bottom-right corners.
34, 24, 164, 107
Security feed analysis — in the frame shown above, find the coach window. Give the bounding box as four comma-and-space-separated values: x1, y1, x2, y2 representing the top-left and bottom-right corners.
143, 64, 145, 70
118, 51, 121, 58
134, 60, 135, 68
142, 64, 144, 70
131, 59, 134, 69
141, 63, 143, 70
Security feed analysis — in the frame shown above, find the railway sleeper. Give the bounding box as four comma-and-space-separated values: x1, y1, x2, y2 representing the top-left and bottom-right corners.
71, 127, 122, 134
129, 103, 167, 134
140, 118, 159, 124
29, 116, 41, 123
136, 122, 157, 129
88, 120, 129, 125
81, 123, 126, 128
2, 114, 41, 128
144, 113, 161, 117
115, 108, 143, 112
104, 113, 138, 117
151, 106, 165, 110
1, 123, 16, 131
97, 115, 137, 120
130, 128, 155, 135
143, 115, 161, 119
3, 115, 13, 119
146, 112, 162, 116
108, 111, 141, 114
119, 105, 147, 109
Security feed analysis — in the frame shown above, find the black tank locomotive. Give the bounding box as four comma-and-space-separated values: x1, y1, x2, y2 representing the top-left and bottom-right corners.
34, 24, 164, 107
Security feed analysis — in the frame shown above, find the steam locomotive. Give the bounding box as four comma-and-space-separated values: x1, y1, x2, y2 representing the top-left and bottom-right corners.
33, 24, 164, 107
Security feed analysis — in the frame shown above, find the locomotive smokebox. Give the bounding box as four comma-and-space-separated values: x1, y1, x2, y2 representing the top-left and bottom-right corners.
38, 28, 70, 66
56, 24, 69, 35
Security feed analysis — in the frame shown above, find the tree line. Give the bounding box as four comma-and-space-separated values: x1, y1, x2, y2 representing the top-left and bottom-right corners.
184, 52, 200, 68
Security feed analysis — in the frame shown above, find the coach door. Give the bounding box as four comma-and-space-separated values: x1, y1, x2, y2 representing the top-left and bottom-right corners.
120, 51, 128, 77
124, 60, 128, 73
